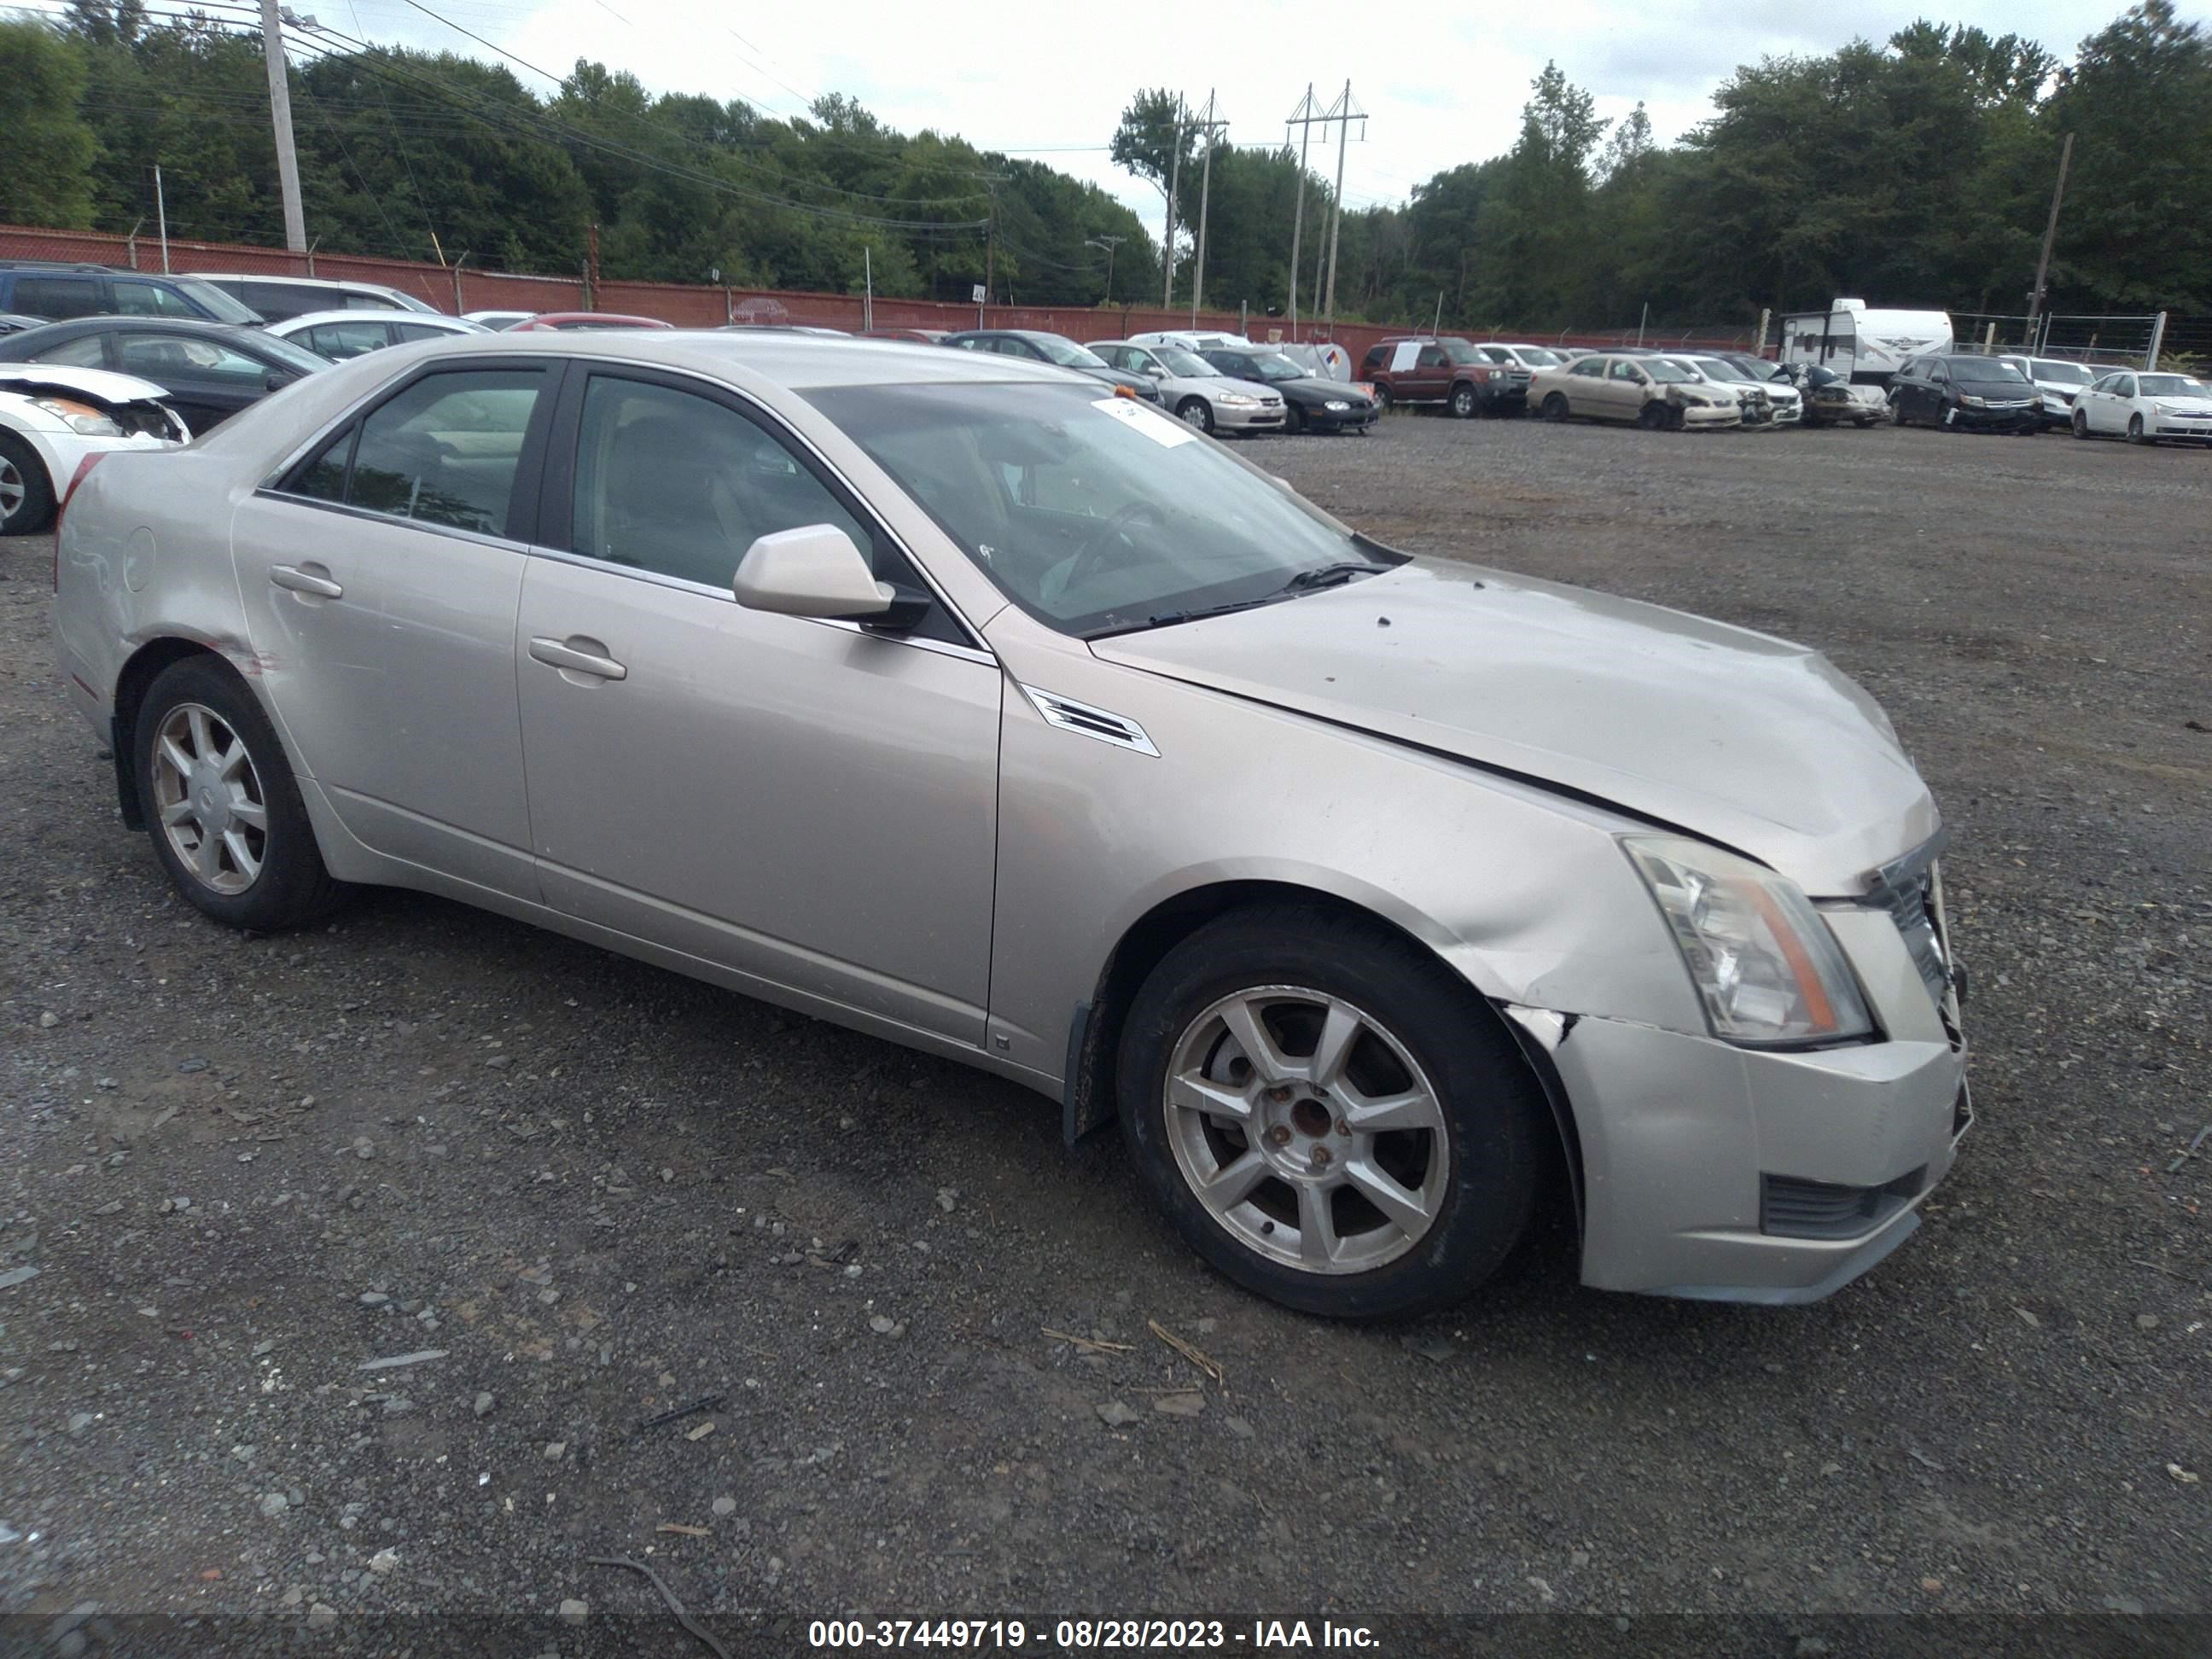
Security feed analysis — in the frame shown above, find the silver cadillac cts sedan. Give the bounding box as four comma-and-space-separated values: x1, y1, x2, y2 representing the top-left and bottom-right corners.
51, 333, 1970, 1318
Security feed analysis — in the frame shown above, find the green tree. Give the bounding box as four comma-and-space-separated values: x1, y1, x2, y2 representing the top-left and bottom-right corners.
0, 20, 99, 228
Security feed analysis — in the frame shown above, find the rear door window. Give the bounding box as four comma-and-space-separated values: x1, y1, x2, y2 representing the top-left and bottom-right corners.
287, 369, 546, 538
306, 319, 394, 359
10, 275, 105, 319
32, 333, 112, 368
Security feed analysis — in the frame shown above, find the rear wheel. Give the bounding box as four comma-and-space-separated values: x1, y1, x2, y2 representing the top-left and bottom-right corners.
0, 432, 55, 537
136, 656, 346, 931
1447, 382, 1476, 419
1175, 397, 1214, 434
1117, 907, 1547, 1318
1540, 392, 1570, 423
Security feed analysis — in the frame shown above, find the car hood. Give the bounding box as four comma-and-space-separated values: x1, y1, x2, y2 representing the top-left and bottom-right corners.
0, 364, 172, 404
1091, 559, 1936, 895
1274, 377, 1369, 402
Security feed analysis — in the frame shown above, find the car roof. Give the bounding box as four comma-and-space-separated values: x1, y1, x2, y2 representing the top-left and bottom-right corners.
187, 271, 394, 291
272, 308, 473, 331
312, 327, 1109, 390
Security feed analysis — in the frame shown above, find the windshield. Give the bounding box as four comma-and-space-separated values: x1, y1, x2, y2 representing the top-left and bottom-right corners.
1440, 341, 1485, 365
1515, 346, 1563, 366
1155, 346, 1217, 377
2140, 374, 2204, 398
1644, 359, 1697, 383
1030, 337, 1108, 370
806, 381, 1391, 637
2029, 360, 2089, 385
172, 278, 263, 325
1690, 358, 1746, 381
1952, 359, 2029, 385
1242, 354, 1307, 382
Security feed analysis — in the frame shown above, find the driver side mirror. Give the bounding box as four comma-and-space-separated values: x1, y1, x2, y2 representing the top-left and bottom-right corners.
265, 371, 294, 393
1143, 364, 1165, 378
732, 524, 929, 632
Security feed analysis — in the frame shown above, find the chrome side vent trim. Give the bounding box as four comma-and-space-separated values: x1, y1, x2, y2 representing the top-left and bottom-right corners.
1020, 685, 1160, 758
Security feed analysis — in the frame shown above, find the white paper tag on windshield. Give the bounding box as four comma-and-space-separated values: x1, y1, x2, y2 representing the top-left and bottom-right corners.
1091, 396, 1197, 447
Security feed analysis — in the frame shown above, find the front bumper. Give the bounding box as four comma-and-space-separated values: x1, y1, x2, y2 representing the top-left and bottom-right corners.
1678, 405, 1741, 428
1214, 403, 1285, 432
1944, 404, 2038, 432
1306, 407, 1376, 431
2152, 419, 2212, 440
1511, 900, 1969, 1302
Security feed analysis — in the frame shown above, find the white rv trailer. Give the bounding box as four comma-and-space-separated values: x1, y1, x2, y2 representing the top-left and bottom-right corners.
1777, 299, 1953, 386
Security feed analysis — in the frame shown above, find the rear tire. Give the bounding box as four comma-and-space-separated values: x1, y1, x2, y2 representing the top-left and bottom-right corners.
1117, 905, 1548, 1320
1540, 393, 1570, 423
135, 655, 347, 932
0, 431, 55, 537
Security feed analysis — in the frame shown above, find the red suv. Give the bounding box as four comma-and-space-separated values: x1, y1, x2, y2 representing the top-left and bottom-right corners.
1360, 336, 1516, 416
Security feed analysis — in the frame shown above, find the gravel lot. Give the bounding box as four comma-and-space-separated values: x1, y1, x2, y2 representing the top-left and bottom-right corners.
2, 413, 2207, 1646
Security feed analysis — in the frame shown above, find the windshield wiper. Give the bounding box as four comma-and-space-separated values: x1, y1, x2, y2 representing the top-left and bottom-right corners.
1279, 560, 1390, 593
1086, 595, 1284, 638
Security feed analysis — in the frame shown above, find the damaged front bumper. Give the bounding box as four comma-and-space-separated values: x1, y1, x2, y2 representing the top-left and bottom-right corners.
1505, 894, 1970, 1304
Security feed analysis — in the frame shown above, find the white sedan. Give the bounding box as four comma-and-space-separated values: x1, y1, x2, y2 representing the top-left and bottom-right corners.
265, 310, 491, 363
2069, 370, 2212, 445
0, 364, 188, 535
1087, 340, 1286, 434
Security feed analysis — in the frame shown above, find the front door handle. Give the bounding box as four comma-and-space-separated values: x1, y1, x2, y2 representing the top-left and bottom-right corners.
270, 562, 342, 600
528, 635, 627, 682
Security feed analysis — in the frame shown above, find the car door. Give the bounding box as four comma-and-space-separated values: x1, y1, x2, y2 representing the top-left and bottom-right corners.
233, 361, 553, 896
1603, 358, 1647, 421
1561, 357, 1605, 414
513, 364, 1001, 1044
2106, 375, 2139, 432
109, 330, 271, 430
111, 276, 207, 321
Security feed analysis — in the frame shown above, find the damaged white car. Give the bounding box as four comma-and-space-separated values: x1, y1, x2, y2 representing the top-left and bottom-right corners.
0, 366, 189, 536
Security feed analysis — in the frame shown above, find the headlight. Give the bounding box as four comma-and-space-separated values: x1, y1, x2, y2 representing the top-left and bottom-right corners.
1624, 836, 1873, 1046
1959, 393, 1987, 409
30, 397, 122, 437
1218, 393, 1258, 407
1324, 399, 1349, 410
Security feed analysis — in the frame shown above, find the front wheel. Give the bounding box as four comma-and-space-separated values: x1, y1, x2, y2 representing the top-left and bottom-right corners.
1637, 401, 1670, 431
1447, 383, 1476, 419
1175, 397, 1214, 435
2128, 414, 2148, 445
1282, 402, 1306, 435
0, 432, 55, 537
1117, 906, 1547, 1319
136, 655, 346, 931
1890, 397, 1908, 427
1540, 393, 1570, 423
2073, 409, 2089, 439
1371, 383, 1394, 414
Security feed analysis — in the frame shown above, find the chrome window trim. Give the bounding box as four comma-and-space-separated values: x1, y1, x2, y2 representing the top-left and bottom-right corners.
520, 544, 998, 667
248, 488, 534, 556
255, 354, 563, 489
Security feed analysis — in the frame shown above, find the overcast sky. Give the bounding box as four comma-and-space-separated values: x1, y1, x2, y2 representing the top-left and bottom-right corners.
304, 0, 2183, 224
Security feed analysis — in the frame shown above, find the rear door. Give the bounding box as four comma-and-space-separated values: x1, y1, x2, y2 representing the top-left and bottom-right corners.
232, 359, 556, 897
111, 330, 277, 430
111, 277, 207, 320
7, 273, 105, 322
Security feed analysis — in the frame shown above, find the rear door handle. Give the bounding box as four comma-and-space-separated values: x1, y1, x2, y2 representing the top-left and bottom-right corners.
270, 562, 343, 600
528, 635, 627, 682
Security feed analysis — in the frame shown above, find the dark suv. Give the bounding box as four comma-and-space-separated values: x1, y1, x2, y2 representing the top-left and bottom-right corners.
0, 262, 263, 326
1359, 336, 1513, 416
1887, 354, 2040, 435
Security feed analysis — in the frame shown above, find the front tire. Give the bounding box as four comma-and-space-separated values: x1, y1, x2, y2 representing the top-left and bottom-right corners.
1371, 383, 1394, 414
1176, 397, 1214, 435
2072, 409, 2089, 439
1637, 401, 1669, 431
1447, 383, 1476, 419
1540, 393, 1570, 423
1116, 906, 1548, 1319
0, 431, 55, 537
2128, 414, 2148, 445
1283, 402, 1307, 435
136, 656, 346, 931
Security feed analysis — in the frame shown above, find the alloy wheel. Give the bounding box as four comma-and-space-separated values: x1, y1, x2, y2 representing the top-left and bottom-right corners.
0, 456, 24, 521
150, 702, 269, 895
1161, 985, 1450, 1274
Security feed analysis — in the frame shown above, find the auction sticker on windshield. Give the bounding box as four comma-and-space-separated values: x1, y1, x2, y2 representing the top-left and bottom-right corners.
1091, 396, 1197, 447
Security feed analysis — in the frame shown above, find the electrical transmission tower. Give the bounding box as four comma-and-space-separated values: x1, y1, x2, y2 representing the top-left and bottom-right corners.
1285, 82, 1364, 334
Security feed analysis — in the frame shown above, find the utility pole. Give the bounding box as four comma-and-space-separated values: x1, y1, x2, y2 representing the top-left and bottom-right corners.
1320, 80, 1364, 333
1085, 235, 1125, 304
153, 165, 171, 273
1190, 90, 1228, 325
972, 172, 1009, 314
1284, 84, 1318, 335
259, 0, 306, 253
2025, 131, 2074, 344
1161, 95, 1186, 310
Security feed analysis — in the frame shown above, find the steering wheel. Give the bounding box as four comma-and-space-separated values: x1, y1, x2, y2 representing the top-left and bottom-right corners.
1057, 499, 1167, 602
